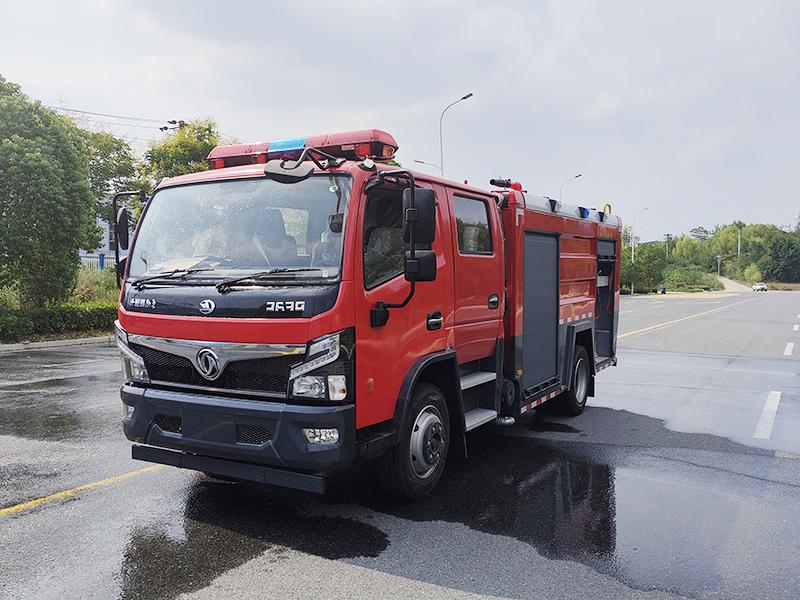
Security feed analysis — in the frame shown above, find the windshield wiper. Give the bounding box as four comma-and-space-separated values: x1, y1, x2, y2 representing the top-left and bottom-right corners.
131, 268, 214, 290
216, 268, 323, 291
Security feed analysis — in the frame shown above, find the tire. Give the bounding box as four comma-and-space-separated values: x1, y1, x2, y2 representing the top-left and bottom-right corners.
376, 383, 450, 499
561, 345, 590, 416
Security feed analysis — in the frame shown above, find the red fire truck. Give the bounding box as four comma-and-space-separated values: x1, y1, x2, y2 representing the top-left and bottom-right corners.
112, 129, 621, 499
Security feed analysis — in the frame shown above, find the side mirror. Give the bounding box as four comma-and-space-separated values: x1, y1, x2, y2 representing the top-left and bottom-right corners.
402, 188, 436, 244
116, 207, 129, 251
405, 250, 437, 282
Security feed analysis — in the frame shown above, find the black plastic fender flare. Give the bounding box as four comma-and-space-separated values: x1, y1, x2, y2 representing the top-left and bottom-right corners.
391, 348, 468, 459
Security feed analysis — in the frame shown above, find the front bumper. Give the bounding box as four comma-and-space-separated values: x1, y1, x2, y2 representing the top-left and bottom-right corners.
122, 384, 356, 487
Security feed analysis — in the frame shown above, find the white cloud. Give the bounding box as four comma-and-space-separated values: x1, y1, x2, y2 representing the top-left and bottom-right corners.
1, 0, 799, 239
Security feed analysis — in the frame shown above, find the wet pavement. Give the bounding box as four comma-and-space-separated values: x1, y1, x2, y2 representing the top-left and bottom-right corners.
2, 291, 800, 599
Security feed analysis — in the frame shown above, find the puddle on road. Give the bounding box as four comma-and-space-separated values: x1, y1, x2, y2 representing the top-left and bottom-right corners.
525, 411, 582, 434
0, 375, 118, 442
118, 481, 389, 600
339, 428, 618, 566
324, 414, 799, 598
116, 410, 799, 600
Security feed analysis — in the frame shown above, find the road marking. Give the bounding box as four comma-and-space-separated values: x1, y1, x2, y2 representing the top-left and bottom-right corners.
793, 324, 799, 332
754, 391, 782, 439
620, 309, 634, 314
619, 296, 760, 339
775, 451, 800, 459
0, 465, 163, 518
784, 343, 794, 356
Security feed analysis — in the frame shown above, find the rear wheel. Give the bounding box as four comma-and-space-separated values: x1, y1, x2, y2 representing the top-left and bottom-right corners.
561, 345, 590, 416
376, 383, 450, 499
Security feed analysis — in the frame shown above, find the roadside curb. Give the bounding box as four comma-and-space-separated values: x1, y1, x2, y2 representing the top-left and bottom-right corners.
0, 336, 115, 353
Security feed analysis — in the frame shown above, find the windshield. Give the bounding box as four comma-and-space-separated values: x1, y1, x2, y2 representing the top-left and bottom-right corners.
127, 174, 351, 285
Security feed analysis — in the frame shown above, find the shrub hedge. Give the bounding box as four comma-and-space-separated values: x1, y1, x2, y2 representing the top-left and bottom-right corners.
0, 302, 117, 343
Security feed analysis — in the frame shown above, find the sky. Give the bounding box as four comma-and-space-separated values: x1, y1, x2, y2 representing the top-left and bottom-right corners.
1, 0, 799, 242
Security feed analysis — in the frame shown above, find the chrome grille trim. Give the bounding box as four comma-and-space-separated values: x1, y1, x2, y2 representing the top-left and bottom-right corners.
126, 334, 305, 375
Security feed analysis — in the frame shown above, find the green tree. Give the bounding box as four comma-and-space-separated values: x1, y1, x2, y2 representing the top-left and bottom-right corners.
689, 226, 712, 241
743, 263, 763, 284
633, 243, 667, 292
82, 129, 138, 223
672, 234, 703, 267
620, 244, 633, 292
0, 75, 99, 307
762, 234, 800, 282
143, 118, 222, 187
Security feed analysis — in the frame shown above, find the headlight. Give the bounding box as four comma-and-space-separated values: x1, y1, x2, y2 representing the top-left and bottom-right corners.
292, 375, 327, 398
115, 321, 149, 383
289, 333, 340, 379
291, 374, 348, 400
288, 330, 352, 402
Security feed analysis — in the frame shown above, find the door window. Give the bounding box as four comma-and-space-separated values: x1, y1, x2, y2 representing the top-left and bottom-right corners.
362, 187, 431, 289
453, 195, 492, 254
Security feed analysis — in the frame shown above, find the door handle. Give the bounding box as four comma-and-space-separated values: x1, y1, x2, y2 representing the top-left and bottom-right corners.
427, 311, 443, 331
488, 293, 500, 310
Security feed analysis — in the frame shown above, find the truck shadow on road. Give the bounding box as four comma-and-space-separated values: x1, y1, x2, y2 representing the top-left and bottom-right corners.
118, 411, 622, 600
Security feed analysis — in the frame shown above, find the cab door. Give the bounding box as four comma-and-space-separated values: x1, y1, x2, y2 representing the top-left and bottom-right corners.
447, 190, 505, 364
353, 181, 454, 429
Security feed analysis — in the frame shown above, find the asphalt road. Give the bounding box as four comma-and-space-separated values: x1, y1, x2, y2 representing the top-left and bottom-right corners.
1, 290, 799, 599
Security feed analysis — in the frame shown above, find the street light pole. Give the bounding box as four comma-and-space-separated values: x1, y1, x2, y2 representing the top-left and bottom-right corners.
439, 93, 472, 178
413, 159, 442, 176
559, 174, 582, 202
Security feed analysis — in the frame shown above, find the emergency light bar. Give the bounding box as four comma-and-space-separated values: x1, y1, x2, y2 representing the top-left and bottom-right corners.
208, 129, 398, 169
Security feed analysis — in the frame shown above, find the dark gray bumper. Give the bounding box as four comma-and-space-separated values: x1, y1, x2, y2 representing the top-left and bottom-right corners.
131, 444, 327, 493
121, 384, 355, 483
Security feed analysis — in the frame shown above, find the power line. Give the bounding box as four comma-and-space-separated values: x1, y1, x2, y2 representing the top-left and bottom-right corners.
44, 105, 175, 125
83, 119, 165, 131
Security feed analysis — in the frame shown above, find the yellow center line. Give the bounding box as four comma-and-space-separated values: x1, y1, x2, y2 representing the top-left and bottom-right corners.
0, 465, 163, 518
619, 297, 761, 339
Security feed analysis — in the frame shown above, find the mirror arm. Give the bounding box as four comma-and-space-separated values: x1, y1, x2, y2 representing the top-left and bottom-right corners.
370, 281, 416, 328
283, 147, 345, 171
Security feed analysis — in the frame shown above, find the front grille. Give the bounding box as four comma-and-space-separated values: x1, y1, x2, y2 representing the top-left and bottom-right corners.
236, 424, 272, 445
135, 345, 195, 384
130, 343, 297, 395
224, 356, 296, 393
153, 414, 182, 434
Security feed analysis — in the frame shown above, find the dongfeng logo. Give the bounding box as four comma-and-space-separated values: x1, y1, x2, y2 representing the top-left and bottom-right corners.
196, 348, 221, 380
199, 299, 216, 315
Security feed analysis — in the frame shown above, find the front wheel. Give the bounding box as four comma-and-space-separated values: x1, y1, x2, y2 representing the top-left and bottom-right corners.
561, 345, 590, 416
376, 384, 450, 499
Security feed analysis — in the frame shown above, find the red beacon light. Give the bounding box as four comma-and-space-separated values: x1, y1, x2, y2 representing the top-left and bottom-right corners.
207, 129, 398, 169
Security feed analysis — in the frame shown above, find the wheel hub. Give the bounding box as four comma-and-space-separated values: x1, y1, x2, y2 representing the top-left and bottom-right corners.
410, 406, 445, 479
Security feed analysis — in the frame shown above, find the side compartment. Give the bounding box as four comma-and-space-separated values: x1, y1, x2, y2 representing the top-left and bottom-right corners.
522, 231, 560, 395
